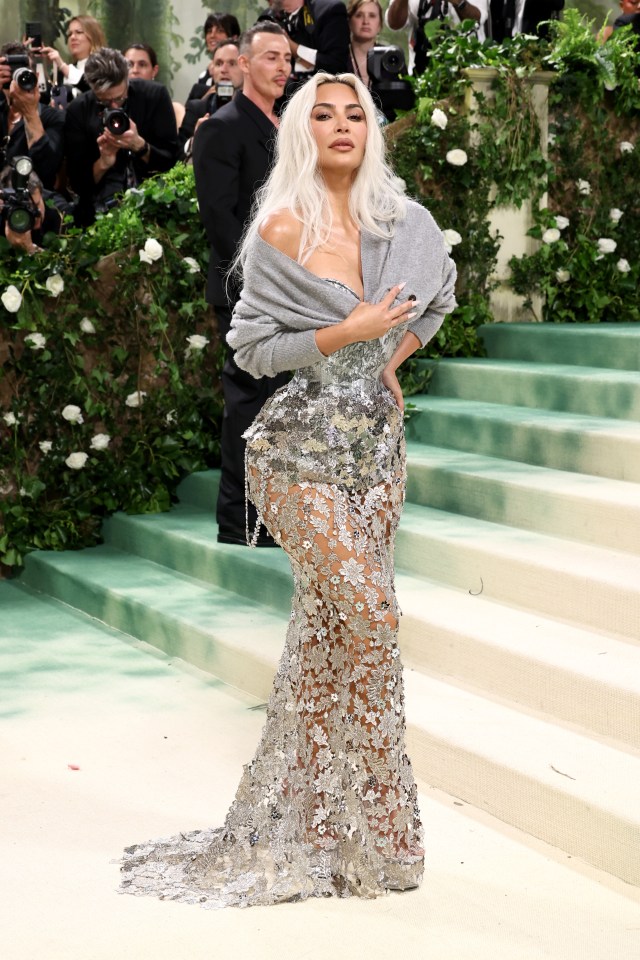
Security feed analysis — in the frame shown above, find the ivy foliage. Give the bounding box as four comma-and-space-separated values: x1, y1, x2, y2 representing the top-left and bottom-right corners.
0, 164, 223, 572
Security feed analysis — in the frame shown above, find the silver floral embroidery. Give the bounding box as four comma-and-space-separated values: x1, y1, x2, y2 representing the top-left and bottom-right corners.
119, 299, 424, 908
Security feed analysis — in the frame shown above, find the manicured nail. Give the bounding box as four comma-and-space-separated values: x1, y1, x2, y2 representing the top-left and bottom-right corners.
398, 281, 407, 291
407, 311, 417, 320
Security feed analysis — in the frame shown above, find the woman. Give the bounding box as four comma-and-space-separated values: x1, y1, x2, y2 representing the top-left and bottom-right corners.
39, 15, 106, 99
124, 42, 185, 129
347, 0, 384, 87
121, 73, 456, 908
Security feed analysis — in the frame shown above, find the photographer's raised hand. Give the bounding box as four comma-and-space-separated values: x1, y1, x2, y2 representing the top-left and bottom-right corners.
93, 118, 149, 183
8, 80, 46, 149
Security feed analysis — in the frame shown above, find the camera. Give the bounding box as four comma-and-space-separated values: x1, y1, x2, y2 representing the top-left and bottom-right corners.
0, 156, 39, 234
26, 21, 43, 50
367, 46, 415, 114
2, 55, 38, 92
216, 81, 234, 106
100, 107, 130, 135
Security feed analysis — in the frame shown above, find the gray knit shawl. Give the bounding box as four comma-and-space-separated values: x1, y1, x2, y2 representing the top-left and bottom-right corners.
227, 198, 457, 380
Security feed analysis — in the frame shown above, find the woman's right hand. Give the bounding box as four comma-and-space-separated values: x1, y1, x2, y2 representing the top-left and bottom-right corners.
37, 46, 69, 76
342, 284, 418, 343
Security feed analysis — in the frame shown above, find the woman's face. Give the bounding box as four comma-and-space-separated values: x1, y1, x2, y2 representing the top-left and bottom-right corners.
349, 2, 382, 44
125, 48, 158, 81
66, 20, 92, 61
310, 83, 367, 176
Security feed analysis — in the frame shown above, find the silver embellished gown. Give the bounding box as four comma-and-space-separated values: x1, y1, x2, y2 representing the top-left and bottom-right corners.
120, 287, 424, 907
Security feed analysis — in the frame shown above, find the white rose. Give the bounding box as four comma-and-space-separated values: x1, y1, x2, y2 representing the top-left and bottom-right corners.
442, 229, 462, 247
617, 258, 631, 274
80, 317, 96, 334
555, 269, 571, 284
576, 179, 591, 196
61, 404, 84, 424
166, 410, 176, 425
45, 274, 64, 297
431, 107, 448, 130
597, 237, 617, 255
39, 440, 53, 454
24, 332, 47, 350
619, 141, 634, 154
143, 238, 163, 261
183, 257, 201, 274
604, 79, 617, 92
555, 216, 570, 231
542, 228, 561, 244
609, 208, 623, 223
90, 433, 111, 450
446, 148, 468, 167
139, 249, 154, 264
1, 284, 22, 313
65, 451, 88, 470
186, 334, 209, 351
3, 412, 17, 426
125, 390, 147, 408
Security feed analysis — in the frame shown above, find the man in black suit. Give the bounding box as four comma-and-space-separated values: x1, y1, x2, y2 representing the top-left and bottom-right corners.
490, 0, 564, 42
65, 47, 179, 225
192, 22, 292, 546
179, 40, 243, 158
276, 0, 350, 94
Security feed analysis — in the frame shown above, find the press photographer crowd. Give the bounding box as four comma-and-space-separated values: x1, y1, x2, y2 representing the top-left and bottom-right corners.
2, 1, 636, 261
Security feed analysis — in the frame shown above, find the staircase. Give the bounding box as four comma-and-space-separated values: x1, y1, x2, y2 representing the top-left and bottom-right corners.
13, 322, 640, 890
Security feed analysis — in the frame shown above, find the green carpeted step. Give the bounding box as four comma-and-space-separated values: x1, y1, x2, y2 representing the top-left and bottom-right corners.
404, 443, 640, 554
427, 359, 640, 421
405, 396, 640, 481
479, 322, 640, 370
175, 469, 219, 511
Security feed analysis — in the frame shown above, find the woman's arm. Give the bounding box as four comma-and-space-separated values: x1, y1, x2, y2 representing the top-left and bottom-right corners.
381, 331, 421, 412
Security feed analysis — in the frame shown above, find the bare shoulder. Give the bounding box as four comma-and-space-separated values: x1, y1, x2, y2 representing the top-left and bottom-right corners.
258, 210, 302, 261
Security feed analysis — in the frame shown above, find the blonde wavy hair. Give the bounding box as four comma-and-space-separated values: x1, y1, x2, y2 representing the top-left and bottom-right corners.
236, 72, 406, 270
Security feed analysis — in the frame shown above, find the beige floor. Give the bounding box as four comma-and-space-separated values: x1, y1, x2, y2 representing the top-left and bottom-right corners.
2, 618, 639, 960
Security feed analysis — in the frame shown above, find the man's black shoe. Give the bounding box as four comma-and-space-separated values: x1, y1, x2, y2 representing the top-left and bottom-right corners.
217, 529, 279, 548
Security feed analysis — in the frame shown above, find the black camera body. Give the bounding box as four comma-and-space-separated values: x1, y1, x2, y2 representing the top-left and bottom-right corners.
100, 107, 130, 136
2, 55, 38, 92
367, 46, 415, 114
0, 157, 38, 234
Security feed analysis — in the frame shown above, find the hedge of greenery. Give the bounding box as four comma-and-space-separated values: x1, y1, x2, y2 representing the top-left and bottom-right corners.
1, 10, 639, 572
0, 165, 222, 570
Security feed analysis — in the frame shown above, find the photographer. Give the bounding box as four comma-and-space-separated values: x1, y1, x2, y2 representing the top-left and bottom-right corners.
179, 39, 243, 157
386, 0, 488, 74
0, 42, 65, 189
271, 0, 350, 93
64, 47, 179, 226
0, 160, 64, 255
490, 1, 564, 42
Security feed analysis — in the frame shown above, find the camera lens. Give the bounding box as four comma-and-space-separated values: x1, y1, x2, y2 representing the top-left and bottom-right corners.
13, 66, 38, 92
103, 108, 130, 135
7, 205, 35, 234
381, 51, 401, 74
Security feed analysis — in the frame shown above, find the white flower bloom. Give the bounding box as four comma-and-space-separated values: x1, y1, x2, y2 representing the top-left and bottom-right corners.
65, 451, 88, 470
125, 390, 147, 408
45, 274, 64, 297
609, 208, 623, 223
3, 412, 17, 426
555, 269, 571, 284
603, 79, 617, 92
547, 132, 556, 147
61, 404, 84, 424
442, 229, 462, 247
576, 179, 591, 196
80, 317, 96, 334
19, 486, 31, 498
138, 249, 154, 264
183, 257, 201, 274
619, 141, 634, 154
555, 216, 570, 231
616, 258, 631, 274
39, 440, 53, 454
446, 148, 468, 167
597, 237, 617, 255
143, 238, 163, 261
165, 410, 176, 425
90, 433, 111, 450
542, 228, 561, 244
431, 107, 448, 130
1, 284, 22, 313
24, 332, 46, 350
186, 334, 209, 351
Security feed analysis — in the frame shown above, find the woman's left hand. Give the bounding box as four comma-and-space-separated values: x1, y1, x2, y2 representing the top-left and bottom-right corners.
381, 366, 404, 412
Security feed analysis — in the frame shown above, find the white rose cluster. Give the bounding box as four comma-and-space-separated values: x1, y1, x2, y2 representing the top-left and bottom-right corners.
609, 208, 623, 223
45, 274, 64, 297
24, 332, 47, 350
80, 317, 96, 334
183, 257, 201, 274
446, 148, 468, 167
1, 285, 22, 313
61, 404, 84, 424
430, 107, 448, 130
139, 238, 163, 264
185, 334, 210, 356
596, 238, 617, 255
542, 228, 561, 244
125, 391, 147, 408
617, 259, 630, 274
90, 433, 111, 450
555, 216, 569, 231
65, 452, 88, 470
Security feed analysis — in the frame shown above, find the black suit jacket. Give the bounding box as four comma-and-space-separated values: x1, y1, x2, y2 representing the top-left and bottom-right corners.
0, 99, 64, 190
490, 0, 564, 42
288, 0, 350, 74
192, 92, 276, 307
64, 79, 179, 224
